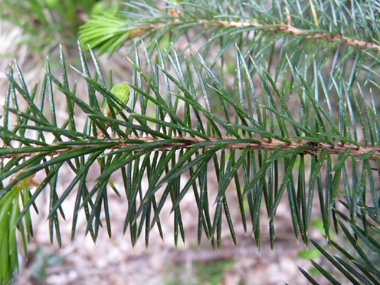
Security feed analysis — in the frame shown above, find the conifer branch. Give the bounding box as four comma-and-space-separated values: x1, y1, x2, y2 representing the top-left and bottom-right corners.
214, 20, 380, 53
2, 1, 380, 283
80, 1, 380, 55
2, 136, 380, 163
105, 18, 380, 54
94, 14, 380, 54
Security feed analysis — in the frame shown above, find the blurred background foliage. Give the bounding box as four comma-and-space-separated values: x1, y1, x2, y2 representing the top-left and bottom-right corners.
0, 0, 119, 57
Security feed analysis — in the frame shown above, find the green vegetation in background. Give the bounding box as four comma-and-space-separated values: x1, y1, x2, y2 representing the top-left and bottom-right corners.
0, 0, 119, 54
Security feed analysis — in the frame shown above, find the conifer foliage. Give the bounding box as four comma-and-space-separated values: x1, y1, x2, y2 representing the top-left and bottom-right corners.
1, 0, 380, 283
